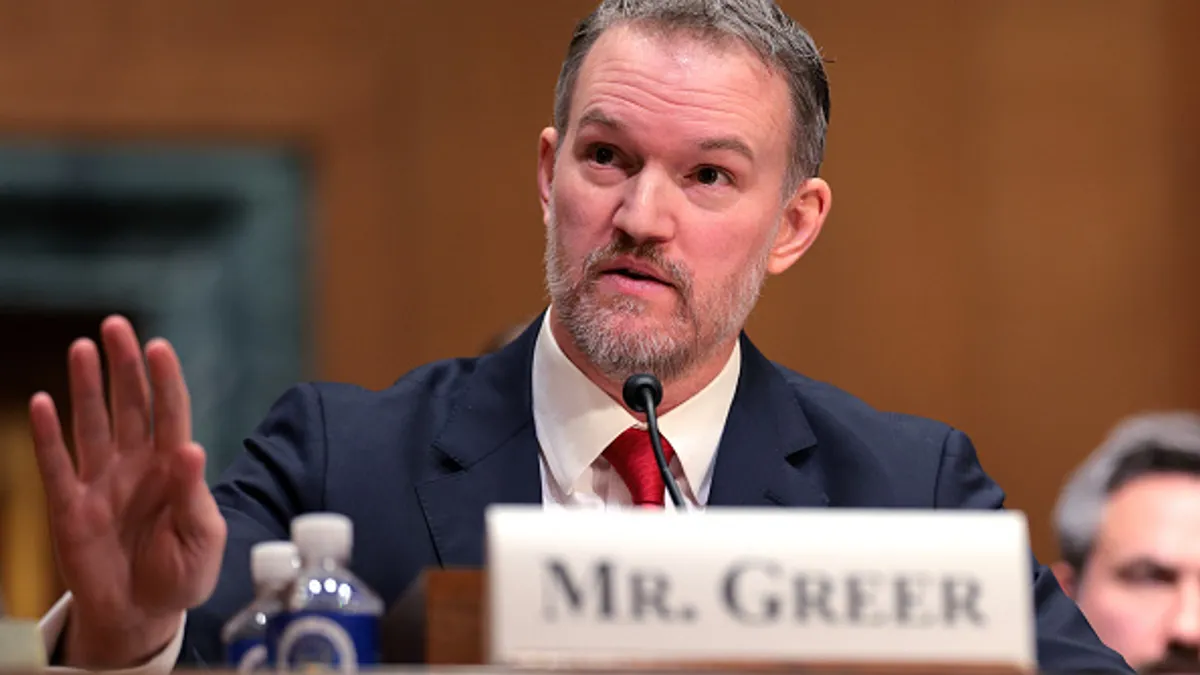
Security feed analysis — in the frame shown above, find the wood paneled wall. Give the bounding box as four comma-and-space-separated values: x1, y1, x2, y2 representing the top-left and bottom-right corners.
0, 2, 1194, 597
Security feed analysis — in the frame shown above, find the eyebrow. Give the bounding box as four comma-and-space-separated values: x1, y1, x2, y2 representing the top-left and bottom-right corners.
576, 108, 756, 163
1115, 557, 1178, 581
577, 108, 623, 131
698, 136, 755, 162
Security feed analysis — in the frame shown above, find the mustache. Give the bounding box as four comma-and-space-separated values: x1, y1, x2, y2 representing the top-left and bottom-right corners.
581, 236, 692, 293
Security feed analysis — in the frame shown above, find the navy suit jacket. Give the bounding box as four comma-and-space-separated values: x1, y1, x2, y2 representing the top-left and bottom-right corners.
182, 316, 1130, 673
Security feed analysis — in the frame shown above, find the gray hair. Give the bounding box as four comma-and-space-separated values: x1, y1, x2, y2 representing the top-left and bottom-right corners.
553, 0, 831, 191
1053, 411, 1200, 572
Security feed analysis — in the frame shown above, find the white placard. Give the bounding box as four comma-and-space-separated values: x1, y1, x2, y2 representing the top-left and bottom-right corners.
0, 620, 46, 668
486, 506, 1035, 669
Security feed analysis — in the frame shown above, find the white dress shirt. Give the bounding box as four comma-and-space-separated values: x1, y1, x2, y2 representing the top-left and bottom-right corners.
533, 310, 741, 508
38, 309, 741, 672
38, 594, 186, 674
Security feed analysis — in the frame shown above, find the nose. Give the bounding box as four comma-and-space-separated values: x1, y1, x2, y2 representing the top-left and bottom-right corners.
611, 167, 676, 244
1167, 577, 1200, 647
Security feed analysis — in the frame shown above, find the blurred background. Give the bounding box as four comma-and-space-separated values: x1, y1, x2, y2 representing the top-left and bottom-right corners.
0, 0, 1197, 619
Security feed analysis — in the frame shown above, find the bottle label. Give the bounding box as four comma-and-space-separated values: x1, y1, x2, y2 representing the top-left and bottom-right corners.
273, 611, 379, 673
265, 612, 289, 666
226, 638, 268, 673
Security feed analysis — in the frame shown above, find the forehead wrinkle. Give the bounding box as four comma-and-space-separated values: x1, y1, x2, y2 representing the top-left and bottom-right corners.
589, 52, 781, 120
571, 24, 789, 147
577, 72, 784, 156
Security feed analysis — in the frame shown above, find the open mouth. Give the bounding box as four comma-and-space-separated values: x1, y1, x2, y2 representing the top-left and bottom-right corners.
602, 267, 666, 284
595, 258, 673, 287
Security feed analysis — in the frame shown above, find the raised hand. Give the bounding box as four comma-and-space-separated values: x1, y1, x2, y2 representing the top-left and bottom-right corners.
29, 315, 226, 668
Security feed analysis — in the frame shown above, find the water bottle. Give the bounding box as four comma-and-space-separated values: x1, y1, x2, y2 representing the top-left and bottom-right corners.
221, 541, 299, 673
272, 513, 383, 672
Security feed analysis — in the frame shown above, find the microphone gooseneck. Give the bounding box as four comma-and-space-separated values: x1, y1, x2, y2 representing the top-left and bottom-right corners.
622, 373, 685, 508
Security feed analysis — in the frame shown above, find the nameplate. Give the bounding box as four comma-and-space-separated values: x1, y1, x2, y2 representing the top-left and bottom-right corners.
0, 619, 46, 668
486, 506, 1034, 669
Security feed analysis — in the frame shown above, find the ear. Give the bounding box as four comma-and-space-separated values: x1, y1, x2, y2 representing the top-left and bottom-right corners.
1050, 560, 1078, 599
767, 176, 832, 276
537, 127, 559, 227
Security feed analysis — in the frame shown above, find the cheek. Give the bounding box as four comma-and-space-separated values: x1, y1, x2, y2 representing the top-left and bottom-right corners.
683, 220, 770, 282
554, 168, 617, 246
1080, 587, 1168, 660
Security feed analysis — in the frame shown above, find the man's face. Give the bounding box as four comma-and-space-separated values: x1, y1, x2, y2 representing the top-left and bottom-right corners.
1072, 474, 1200, 671
537, 25, 827, 382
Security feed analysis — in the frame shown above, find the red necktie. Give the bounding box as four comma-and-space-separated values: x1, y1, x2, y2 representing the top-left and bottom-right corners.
602, 427, 676, 507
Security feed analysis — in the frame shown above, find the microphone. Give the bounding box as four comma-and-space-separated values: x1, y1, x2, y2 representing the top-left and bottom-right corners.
622, 373, 686, 508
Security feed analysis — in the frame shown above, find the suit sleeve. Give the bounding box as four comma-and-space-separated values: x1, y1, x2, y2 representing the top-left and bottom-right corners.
933, 429, 1132, 674
176, 383, 330, 665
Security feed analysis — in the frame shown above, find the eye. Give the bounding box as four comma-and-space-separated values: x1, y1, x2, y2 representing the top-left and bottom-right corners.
693, 165, 732, 187
589, 144, 617, 165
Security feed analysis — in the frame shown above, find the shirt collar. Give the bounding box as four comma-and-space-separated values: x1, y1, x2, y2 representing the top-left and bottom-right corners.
531, 308, 741, 499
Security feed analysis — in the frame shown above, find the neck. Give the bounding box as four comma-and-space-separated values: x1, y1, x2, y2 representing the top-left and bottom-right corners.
549, 312, 737, 415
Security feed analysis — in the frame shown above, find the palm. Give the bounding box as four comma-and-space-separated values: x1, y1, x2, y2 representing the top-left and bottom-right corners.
29, 316, 226, 626
56, 458, 212, 618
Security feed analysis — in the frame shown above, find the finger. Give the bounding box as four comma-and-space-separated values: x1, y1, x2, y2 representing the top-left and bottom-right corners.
172, 443, 226, 606
171, 443, 218, 536
67, 338, 113, 479
100, 315, 152, 450
172, 442, 207, 500
146, 338, 192, 452
29, 393, 81, 516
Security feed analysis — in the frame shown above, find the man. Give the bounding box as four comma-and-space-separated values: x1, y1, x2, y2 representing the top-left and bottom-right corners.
30, 1, 1128, 672
1053, 412, 1200, 672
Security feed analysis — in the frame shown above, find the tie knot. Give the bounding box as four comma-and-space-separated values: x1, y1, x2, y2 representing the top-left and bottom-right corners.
602, 426, 676, 507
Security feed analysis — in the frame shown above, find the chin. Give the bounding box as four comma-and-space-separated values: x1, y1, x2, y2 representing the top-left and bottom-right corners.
593, 301, 674, 331
594, 286, 679, 314
561, 287, 690, 345
605, 313, 693, 350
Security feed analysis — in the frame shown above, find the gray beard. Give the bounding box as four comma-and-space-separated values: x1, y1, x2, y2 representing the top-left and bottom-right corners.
542, 203, 771, 383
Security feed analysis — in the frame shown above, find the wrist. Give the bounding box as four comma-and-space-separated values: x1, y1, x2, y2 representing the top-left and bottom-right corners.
63, 607, 181, 669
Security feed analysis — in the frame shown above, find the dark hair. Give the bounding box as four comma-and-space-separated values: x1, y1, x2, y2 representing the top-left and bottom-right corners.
1062, 445, 1200, 571
1107, 446, 1200, 493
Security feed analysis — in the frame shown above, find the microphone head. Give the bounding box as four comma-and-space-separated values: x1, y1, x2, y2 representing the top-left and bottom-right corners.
622, 373, 663, 413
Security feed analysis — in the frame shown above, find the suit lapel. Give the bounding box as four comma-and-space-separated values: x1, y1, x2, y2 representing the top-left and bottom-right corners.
415, 323, 828, 564
707, 334, 829, 508
414, 316, 544, 567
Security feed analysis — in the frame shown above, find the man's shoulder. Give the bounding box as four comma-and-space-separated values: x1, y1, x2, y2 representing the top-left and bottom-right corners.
768, 360, 956, 461
298, 354, 487, 426
319, 355, 483, 397
761, 361, 971, 506
240, 354, 487, 458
